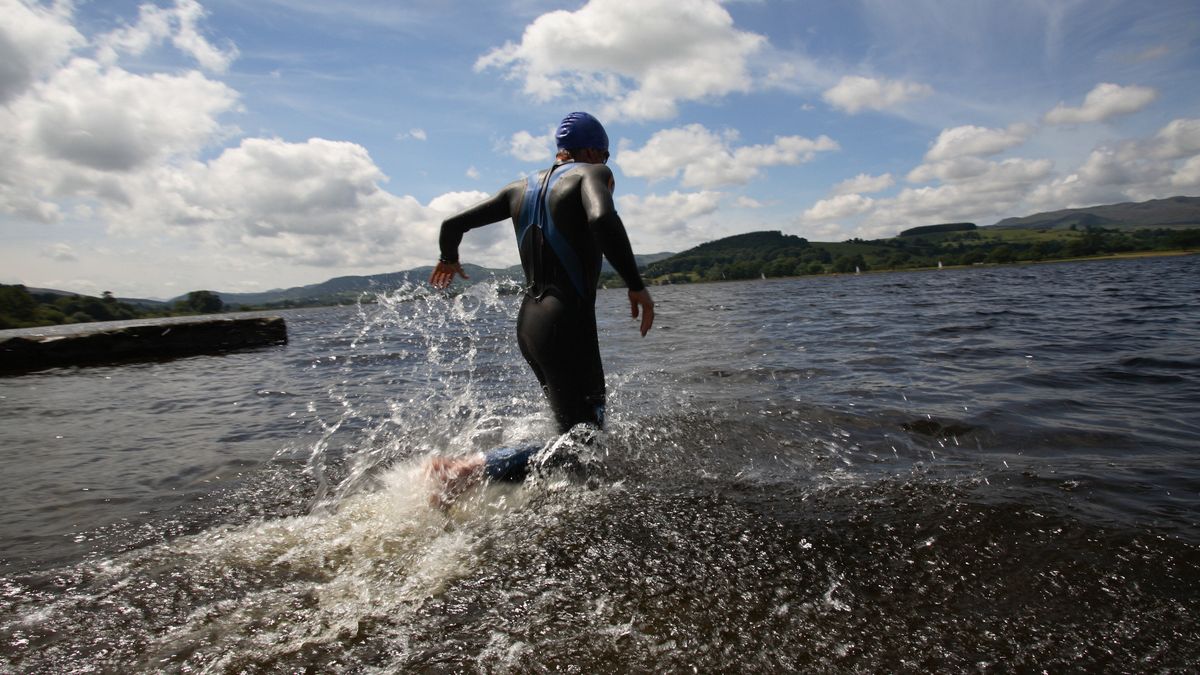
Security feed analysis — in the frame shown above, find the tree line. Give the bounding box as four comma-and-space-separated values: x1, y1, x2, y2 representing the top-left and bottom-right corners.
0, 287, 225, 329
621, 226, 1200, 285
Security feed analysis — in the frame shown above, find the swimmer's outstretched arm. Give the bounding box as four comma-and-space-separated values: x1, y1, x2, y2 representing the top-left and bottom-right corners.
430, 180, 524, 289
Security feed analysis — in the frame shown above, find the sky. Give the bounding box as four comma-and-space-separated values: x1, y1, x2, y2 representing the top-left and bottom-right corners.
2, 0, 1199, 299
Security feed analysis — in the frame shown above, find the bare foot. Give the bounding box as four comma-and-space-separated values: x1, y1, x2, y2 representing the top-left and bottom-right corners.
425, 454, 485, 509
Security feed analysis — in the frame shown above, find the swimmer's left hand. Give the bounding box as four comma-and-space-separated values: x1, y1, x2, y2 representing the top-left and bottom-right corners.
628, 288, 655, 337
429, 260, 468, 289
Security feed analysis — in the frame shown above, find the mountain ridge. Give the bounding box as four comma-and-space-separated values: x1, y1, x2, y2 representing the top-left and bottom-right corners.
18, 195, 1199, 306
991, 195, 1200, 230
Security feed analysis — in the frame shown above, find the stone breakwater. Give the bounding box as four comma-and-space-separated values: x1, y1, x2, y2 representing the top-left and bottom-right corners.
0, 317, 287, 375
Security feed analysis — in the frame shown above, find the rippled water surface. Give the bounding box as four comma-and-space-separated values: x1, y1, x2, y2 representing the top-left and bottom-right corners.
2, 256, 1198, 671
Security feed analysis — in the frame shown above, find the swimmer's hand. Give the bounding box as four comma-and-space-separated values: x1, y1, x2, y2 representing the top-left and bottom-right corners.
429, 260, 468, 289
628, 288, 655, 337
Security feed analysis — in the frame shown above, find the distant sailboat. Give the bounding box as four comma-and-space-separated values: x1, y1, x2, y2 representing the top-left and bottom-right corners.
855, 266, 861, 274
938, 260, 944, 269
761, 273, 766, 280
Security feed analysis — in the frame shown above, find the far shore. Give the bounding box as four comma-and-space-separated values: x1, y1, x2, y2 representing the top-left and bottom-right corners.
646, 248, 1197, 286
864, 248, 1196, 275
5, 250, 1194, 332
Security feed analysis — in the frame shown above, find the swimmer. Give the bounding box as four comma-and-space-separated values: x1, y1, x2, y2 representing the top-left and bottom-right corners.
426, 112, 654, 505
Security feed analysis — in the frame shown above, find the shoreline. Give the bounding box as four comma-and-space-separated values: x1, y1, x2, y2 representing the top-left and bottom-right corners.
646, 248, 1198, 285
863, 248, 1197, 276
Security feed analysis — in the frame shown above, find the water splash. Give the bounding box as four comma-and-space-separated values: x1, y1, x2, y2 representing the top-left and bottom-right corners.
294, 279, 550, 509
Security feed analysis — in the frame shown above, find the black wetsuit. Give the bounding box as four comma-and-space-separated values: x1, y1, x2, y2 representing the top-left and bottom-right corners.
438, 161, 645, 441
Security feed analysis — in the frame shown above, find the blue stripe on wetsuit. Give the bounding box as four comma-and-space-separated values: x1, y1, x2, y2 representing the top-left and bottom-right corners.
516, 162, 588, 298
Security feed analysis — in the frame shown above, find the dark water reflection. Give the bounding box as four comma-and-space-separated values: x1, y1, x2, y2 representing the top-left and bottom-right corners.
1, 256, 1198, 671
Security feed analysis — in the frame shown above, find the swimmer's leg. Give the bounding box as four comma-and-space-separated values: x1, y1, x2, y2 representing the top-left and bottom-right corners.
425, 444, 540, 508
424, 453, 484, 508
482, 444, 541, 482
481, 423, 603, 480
484, 432, 596, 483
428, 428, 605, 507
516, 295, 606, 433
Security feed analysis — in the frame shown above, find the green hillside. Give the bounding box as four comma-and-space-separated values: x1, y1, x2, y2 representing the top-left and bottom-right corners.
631, 195, 1200, 284
640, 225, 1200, 283
0, 287, 227, 330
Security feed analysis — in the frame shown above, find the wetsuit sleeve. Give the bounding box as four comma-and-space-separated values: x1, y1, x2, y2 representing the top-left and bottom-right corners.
589, 212, 646, 292
580, 168, 646, 292
438, 182, 521, 263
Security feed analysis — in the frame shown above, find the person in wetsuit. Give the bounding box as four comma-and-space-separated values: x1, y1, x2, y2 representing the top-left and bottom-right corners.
426, 112, 654, 499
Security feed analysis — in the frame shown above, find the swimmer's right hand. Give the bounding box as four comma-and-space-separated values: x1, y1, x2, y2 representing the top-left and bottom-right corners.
429, 261, 469, 289
628, 288, 655, 337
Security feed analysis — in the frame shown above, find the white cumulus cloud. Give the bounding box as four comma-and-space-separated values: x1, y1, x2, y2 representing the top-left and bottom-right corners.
1149, 118, 1200, 159
907, 156, 993, 184
1029, 146, 1165, 208
618, 124, 838, 189
0, 0, 85, 104
19, 59, 238, 173
0, 2, 509, 279
475, 0, 765, 121
617, 190, 722, 251
1043, 82, 1158, 125
924, 124, 1033, 162
507, 129, 554, 162
0, 53, 240, 224
864, 158, 1054, 231
41, 242, 79, 262
892, 117, 1200, 228
1027, 118, 1200, 209
802, 194, 875, 222
822, 75, 932, 114
832, 173, 894, 195
95, 0, 238, 73
1171, 155, 1200, 189
808, 157, 1054, 238
78, 136, 485, 272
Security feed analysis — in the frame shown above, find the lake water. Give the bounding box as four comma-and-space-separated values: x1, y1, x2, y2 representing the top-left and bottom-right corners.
2, 255, 1198, 671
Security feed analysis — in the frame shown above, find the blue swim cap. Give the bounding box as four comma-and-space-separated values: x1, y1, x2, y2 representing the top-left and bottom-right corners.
555, 112, 609, 152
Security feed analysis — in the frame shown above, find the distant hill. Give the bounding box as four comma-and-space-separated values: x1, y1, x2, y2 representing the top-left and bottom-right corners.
991, 196, 1200, 230
26, 287, 169, 309
208, 268, 464, 308
899, 223, 976, 237
11, 252, 676, 315
25, 287, 76, 297
214, 196, 1200, 303
641, 195, 1200, 282
645, 231, 816, 280
16, 196, 1196, 309
210, 253, 675, 308
685, 231, 808, 253
612, 251, 676, 270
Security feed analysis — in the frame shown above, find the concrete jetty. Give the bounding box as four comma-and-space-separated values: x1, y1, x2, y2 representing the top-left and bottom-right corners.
0, 316, 288, 374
